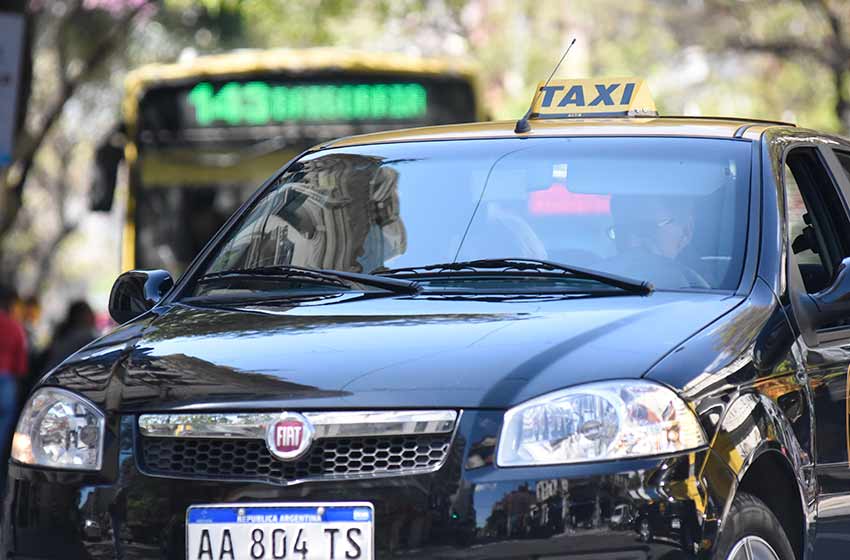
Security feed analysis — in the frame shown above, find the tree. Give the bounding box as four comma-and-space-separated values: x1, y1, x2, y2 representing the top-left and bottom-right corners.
0, 0, 154, 243
0, 0, 256, 292
662, 0, 850, 133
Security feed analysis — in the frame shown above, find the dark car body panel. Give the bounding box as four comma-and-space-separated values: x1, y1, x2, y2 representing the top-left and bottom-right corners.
11, 124, 850, 559
45, 292, 741, 412
5, 412, 733, 560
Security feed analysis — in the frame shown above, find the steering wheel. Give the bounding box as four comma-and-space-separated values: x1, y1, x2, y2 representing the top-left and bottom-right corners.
604, 252, 711, 290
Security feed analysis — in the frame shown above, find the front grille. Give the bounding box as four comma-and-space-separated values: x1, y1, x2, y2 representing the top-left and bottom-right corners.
139, 433, 452, 485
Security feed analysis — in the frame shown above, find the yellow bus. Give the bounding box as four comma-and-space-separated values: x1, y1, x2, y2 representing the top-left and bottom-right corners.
92, 48, 484, 273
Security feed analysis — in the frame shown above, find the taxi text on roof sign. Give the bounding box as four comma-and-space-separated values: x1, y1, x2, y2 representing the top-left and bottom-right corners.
530, 78, 657, 119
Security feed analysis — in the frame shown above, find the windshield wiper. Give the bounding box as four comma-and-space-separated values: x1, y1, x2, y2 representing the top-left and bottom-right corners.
378, 257, 652, 295
198, 265, 421, 295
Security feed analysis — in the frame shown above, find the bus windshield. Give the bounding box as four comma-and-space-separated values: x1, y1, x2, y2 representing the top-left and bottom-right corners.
195, 137, 752, 294
96, 50, 481, 274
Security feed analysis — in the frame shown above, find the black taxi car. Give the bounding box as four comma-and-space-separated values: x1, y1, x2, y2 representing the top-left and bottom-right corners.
5, 78, 850, 560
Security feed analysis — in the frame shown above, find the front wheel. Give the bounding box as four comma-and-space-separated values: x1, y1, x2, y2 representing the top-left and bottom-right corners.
714, 493, 795, 560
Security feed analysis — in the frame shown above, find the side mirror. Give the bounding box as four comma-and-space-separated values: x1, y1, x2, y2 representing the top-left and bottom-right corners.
812, 256, 850, 329
108, 270, 174, 324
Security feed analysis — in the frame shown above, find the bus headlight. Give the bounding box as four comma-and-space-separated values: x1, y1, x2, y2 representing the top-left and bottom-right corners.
496, 380, 706, 467
11, 387, 105, 471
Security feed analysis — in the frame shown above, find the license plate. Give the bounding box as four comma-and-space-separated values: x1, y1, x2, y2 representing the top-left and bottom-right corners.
186, 502, 373, 560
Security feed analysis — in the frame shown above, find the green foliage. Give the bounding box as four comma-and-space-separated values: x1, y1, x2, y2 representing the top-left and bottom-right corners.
658, 0, 850, 132
232, 0, 362, 47
181, 0, 844, 133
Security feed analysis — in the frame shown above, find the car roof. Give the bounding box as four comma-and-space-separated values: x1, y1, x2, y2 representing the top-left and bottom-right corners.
319, 116, 796, 149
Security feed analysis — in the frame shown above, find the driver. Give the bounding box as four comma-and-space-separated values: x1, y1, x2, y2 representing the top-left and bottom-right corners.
611, 195, 694, 259
608, 194, 706, 288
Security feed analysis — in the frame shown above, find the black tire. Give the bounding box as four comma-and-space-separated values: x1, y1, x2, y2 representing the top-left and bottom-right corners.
713, 492, 796, 560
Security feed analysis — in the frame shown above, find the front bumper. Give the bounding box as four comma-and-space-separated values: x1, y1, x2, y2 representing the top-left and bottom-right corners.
2, 411, 732, 559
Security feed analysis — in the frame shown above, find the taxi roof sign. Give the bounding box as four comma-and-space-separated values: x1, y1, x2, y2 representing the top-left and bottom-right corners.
530, 78, 657, 119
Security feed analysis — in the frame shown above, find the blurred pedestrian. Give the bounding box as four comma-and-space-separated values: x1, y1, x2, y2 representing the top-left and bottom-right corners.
13, 296, 44, 393
44, 300, 98, 372
0, 285, 28, 463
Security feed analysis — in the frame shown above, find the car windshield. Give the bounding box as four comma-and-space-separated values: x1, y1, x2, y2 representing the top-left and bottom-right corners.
191, 136, 751, 296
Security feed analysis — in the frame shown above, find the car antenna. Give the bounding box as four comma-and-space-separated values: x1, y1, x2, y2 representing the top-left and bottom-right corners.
515, 38, 576, 134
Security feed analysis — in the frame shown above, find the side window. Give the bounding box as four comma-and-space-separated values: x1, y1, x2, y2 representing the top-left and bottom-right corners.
785, 148, 850, 293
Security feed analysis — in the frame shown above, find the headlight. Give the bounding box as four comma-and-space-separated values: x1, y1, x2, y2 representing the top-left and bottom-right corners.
496, 380, 707, 467
11, 387, 105, 471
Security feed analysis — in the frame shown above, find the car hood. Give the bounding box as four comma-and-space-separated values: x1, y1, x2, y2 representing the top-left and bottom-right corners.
48, 291, 742, 412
